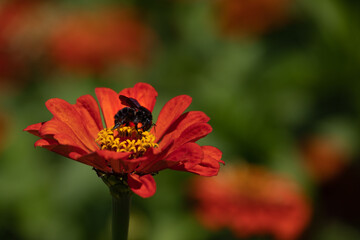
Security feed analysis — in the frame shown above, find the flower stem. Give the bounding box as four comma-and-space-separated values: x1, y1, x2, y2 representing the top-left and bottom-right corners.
111, 190, 132, 240
97, 172, 132, 240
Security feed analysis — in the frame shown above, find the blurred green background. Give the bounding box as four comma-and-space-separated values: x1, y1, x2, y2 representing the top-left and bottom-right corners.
1, 0, 360, 239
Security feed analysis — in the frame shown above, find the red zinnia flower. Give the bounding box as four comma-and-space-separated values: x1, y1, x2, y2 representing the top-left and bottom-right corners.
48, 8, 154, 73
191, 164, 311, 240
299, 135, 349, 183
215, 0, 292, 37
24, 83, 223, 198
0, 0, 52, 82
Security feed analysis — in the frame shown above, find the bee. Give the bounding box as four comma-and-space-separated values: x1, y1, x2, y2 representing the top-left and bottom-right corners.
113, 95, 153, 131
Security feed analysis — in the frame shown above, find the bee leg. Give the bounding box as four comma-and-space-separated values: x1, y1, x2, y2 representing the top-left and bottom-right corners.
112, 121, 122, 130
132, 119, 140, 132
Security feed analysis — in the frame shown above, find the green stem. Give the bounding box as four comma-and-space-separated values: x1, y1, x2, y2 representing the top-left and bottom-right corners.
98, 172, 132, 240
111, 190, 132, 240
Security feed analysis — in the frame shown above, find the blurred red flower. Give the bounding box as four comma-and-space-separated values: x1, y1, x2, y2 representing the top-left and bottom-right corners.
48, 8, 154, 73
24, 83, 223, 198
0, 0, 50, 81
191, 164, 311, 240
300, 135, 349, 183
215, 0, 292, 37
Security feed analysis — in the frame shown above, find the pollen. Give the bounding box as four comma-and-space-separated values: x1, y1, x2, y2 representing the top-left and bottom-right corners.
96, 126, 158, 158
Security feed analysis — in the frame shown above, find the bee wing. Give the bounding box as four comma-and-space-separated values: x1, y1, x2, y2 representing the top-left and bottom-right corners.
119, 95, 141, 109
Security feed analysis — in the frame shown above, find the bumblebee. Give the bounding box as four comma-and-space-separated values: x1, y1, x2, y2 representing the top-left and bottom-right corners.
113, 95, 153, 131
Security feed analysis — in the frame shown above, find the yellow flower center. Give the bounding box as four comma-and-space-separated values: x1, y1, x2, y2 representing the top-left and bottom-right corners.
96, 126, 158, 158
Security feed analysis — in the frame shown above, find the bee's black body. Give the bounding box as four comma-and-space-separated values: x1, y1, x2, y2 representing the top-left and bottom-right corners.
113, 95, 153, 131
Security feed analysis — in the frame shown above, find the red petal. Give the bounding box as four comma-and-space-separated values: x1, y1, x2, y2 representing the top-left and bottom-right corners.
154, 95, 192, 141
76, 151, 114, 173
127, 174, 156, 198
34, 138, 57, 147
46, 98, 99, 151
167, 142, 204, 172
134, 144, 174, 173
156, 111, 210, 149
40, 119, 90, 152
95, 88, 121, 128
94, 150, 139, 173
134, 145, 174, 173
171, 111, 210, 135
34, 138, 90, 166
119, 82, 158, 112
75, 94, 103, 138
24, 122, 45, 137
174, 123, 213, 147
92, 150, 156, 174
185, 146, 224, 176
202, 146, 224, 164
